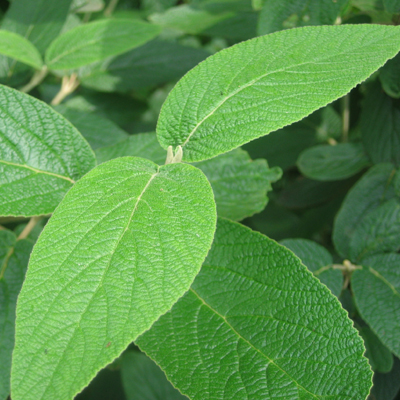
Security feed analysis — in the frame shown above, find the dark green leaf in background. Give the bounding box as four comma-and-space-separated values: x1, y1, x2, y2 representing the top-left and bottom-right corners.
280, 238, 343, 297
359, 326, 393, 373
121, 352, 188, 400
297, 143, 370, 181
369, 357, 400, 400
157, 24, 400, 162
45, 19, 161, 70
0, 85, 95, 217
80, 39, 210, 93
383, 0, 400, 13
11, 157, 216, 400
55, 105, 129, 150
352, 253, 400, 358
333, 163, 398, 259
0, 230, 33, 400
380, 52, 400, 98
138, 219, 372, 400
258, 0, 349, 35
361, 81, 400, 167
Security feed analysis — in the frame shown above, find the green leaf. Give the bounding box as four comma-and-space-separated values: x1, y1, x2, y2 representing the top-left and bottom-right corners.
137, 218, 372, 400
360, 81, 400, 167
348, 198, 400, 262
72, 0, 105, 13
121, 352, 188, 400
45, 19, 161, 70
194, 149, 282, 221
333, 163, 398, 259
258, 0, 348, 35
80, 39, 209, 93
1, 0, 73, 54
0, 85, 96, 217
380, 53, 400, 98
0, 231, 33, 400
55, 106, 129, 150
280, 238, 343, 297
0, 31, 43, 70
383, 0, 400, 13
96, 133, 167, 165
11, 157, 216, 400
359, 326, 393, 373
149, 5, 233, 34
156, 24, 400, 162
352, 253, 400, 358
297, 143, 370, 181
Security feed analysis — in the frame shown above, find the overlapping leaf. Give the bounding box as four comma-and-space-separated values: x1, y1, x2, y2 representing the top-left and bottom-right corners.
138, 219, 371, 400
11, 157, 216, 400
45, 19, 161, 70
0, 85, 96, 217
352, 253, 400, 358
156, 24, 400, 162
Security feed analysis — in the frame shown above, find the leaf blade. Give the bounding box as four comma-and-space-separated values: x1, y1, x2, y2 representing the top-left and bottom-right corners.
157, 24, 400, 162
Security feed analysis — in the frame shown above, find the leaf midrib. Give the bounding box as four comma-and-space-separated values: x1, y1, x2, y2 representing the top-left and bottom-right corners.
189, 288, 321, 399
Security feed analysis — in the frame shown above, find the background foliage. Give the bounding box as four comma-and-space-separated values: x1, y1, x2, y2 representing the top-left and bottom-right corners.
0, 0, 400, 399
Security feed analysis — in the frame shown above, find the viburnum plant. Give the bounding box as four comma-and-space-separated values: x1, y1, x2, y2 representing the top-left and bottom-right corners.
1, 1, 400, 400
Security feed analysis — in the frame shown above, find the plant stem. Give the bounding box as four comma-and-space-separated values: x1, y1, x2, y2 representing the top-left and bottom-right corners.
0, 217, 41, 280
342, 94, 350, 142
19, 66, 48, 94
104, 0, 119, 16
18, 216, 42, 240
51, 73, 80, 106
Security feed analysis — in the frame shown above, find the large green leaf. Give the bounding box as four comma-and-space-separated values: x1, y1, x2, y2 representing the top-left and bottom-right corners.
258, 0, 348, 35
333, 163, 398, 259
137, 219, 372, 400
194, 149, 282, 221
280, 238, 343, 297
55, 106, 129, 150
352, 253, 400, 358
360, 81, 400, 167
121, 352, 188, 400
156, 24, 400, 162
11, 157, 216, 400
297, 143, 370, 181
80, 39, 209, 93
0, 85, 96, 217
348, 198, 400, 262
0, 31, 43, 70
0, 231, 33, 400
45, 19, 161, 70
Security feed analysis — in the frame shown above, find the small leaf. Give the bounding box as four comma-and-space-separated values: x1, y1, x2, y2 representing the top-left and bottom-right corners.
80, 39, 210, 93
333, 163, 398, 259
349, 198, 400, 261
11, 157, 216, 400
137, 218, 372, 400
0, 31, 43, 69
280, 238, 343, 296
55, 106, 129, 150
359, 326, 393, 373
194, 149, 282, 221
0, 231, 33, 400
121, 352, 188, 400
258, 0, 349, 35
156, 24, 400, 162
45, 19, 161, 70
297, 143, 370, 181
361, 81, 400, 167
0, 85, 96, 217
96, 132, 166, 165
352, 253, 400, 358
380, 53, 400, 98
